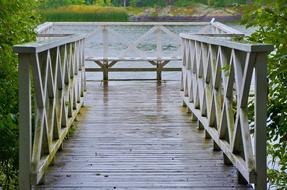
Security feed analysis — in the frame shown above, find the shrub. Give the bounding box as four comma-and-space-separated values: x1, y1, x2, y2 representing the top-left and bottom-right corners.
242, 0, 287, 189
0, 0, 39, 189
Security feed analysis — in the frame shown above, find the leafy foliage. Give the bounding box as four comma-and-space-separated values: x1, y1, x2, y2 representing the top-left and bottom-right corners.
39, 0, 84, 8
85, 0, 96, 5
0, 0, 39, 189
242, 0, 287, 189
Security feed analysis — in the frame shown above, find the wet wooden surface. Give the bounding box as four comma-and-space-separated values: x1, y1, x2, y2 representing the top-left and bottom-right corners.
35, 80, 252, 189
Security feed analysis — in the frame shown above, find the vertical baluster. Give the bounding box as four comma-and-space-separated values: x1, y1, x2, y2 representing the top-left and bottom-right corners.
81, 39, 87, 92
156, 26, 162, 59
156, 26, 162, 81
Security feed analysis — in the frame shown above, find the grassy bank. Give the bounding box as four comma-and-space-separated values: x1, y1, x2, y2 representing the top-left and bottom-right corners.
40, 5, 129, 22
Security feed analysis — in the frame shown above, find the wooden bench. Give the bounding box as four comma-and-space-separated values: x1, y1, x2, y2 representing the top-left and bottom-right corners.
85, 56, 182, 80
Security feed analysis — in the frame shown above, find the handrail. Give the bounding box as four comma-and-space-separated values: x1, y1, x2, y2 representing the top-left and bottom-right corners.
14, 35, 86, 189
180, 34, 273, 189
51, 21, 211, 26
35, 22, 54, 34
37, 33, 74, 38
211, 22, 244, 34
180, 33, 273, 52
14, 34, 85, 53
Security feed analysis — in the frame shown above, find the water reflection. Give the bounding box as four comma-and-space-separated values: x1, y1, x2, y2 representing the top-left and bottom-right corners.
102, 81, 109, 107
156, 81, 164, 112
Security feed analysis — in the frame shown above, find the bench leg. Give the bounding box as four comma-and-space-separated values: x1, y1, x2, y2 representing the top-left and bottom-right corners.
157, 62, 162, 81
103, 67, 108, 81
157, 71, 162, 81
103, 60, 109, 81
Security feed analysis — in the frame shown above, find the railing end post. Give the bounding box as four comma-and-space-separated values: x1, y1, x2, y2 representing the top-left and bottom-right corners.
18, 53, 32, 190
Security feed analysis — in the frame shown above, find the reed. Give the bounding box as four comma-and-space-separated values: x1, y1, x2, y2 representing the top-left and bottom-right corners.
40, 5, 129, 21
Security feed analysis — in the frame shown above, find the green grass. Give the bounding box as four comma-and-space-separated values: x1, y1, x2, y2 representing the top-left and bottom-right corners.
125, 7, 146, 16
40, 5, 129, 22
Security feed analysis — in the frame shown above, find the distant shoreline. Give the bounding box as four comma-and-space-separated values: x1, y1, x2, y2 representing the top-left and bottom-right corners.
40, 4, 243, 22
129, 15, 242, 22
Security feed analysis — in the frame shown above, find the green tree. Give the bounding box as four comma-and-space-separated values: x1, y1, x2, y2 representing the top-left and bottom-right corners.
0, 0, 39, 189
111, 0, 129, 6
85, 0, 95, 5
242, 0, 287, 189
129, 0, 137, 7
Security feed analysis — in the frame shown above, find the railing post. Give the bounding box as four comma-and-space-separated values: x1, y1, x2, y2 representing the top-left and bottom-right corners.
156, 27, 162, 81
81, 39, 87, 92
18, 53, 32, 190
254, 53, 268, 190
102, 25, 108, 60
102, 26, 109, 81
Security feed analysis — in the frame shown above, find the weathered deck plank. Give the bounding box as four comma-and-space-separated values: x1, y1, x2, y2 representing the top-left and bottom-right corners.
35, 81, 252, 189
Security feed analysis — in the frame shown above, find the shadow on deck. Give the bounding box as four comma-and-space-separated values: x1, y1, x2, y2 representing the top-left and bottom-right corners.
35, 80, 252, 189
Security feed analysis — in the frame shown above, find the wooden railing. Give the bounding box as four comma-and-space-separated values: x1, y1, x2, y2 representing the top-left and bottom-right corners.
13, 22, 256, 189
14, 34, 86, 189
180, 33, 273, 189
36, 21, 244, 80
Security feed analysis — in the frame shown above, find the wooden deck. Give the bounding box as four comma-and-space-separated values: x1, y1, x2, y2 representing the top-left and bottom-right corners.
35, 80, 252, 189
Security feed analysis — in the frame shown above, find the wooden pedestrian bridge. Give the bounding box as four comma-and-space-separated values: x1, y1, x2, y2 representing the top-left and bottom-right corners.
14, 21, 273, 189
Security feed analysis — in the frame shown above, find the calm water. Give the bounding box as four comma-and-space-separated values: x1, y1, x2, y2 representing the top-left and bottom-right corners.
49, 23, 253, 80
